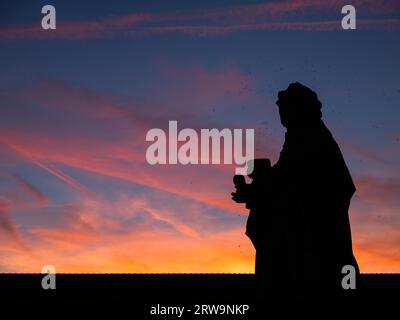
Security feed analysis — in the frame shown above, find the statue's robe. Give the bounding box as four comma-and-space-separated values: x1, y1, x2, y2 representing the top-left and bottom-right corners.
253, 120, 359, 295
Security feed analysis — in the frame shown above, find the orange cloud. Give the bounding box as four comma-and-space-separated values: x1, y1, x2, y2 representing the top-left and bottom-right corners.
353, 225, 400, 273
349, 175, 400, 273
26, 228, 254, 273
0, 190, 253, 273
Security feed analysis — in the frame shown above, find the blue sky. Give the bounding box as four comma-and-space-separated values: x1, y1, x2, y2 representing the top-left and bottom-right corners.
0, 0, 399, 272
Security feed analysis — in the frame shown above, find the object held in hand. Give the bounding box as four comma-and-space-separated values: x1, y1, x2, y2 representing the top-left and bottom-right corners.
232, 174, 247, 203
231, 158, 271, 205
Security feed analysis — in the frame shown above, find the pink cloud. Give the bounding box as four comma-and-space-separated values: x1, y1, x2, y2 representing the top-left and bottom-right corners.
339, 137, 391, 164
127, 19, 400, 36
5, 71, 261, 135
355, 175, 400, 208
157, 63, 257, 104
0, 68, 266, 212
1, 0, 399, 40
1, 132, 242, 212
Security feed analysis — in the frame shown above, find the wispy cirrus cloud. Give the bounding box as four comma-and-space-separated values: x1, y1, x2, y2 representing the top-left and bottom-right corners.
0, 0, 399, 40
8, 144, 89, 194
0, 199, 29, 251
10, 174, 49, 206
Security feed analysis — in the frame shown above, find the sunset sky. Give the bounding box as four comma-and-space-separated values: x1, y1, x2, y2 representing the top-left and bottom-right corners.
0, 0, 399, 273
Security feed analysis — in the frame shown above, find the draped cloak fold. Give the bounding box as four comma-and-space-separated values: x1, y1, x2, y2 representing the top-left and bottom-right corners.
247, 120, 359, 293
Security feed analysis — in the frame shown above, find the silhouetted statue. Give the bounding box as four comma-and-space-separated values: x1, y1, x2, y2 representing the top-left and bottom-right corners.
232, 82, 359, 297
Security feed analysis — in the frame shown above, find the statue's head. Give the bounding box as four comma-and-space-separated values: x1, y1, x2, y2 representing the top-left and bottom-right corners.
276, 82, 322, 128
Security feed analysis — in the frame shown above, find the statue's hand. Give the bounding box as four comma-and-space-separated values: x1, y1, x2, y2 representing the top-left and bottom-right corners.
231, 185, 249, 203
231, 191, 245, 203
